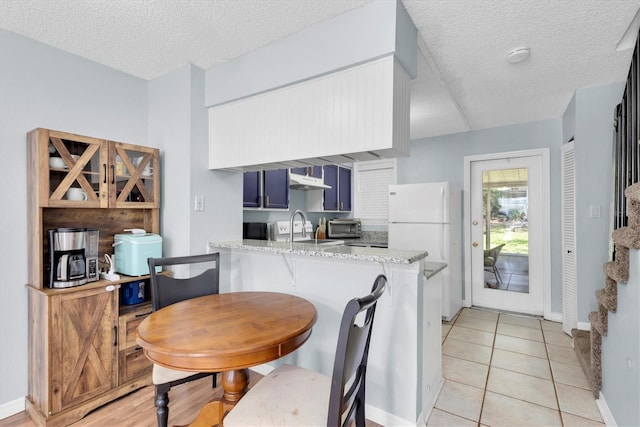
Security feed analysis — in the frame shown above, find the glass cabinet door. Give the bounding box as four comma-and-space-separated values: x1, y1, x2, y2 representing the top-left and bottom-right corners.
46, 131, 107, 207
109, 143, 159, 208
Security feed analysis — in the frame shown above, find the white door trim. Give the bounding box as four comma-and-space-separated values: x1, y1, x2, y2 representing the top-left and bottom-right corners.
463, 148, 551, 318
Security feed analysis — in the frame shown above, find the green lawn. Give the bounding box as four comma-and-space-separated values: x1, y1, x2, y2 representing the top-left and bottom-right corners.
484, 223, 529, 254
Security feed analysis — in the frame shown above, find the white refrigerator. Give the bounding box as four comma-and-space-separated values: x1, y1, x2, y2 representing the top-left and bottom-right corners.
388, 182, 462, 320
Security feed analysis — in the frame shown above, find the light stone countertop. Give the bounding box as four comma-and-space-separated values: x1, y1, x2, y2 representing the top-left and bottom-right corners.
208, 239, 428, 265
424, 261, 448, 280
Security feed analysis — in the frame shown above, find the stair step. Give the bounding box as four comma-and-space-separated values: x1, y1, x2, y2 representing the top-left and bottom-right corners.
604, 260, 629, 283
572, 328, 597, 397
589, 325, 603, 398
612, 226, 640, 251
604, 276, 618, 312
595, 289, 606, 307
588, 311, 606, 336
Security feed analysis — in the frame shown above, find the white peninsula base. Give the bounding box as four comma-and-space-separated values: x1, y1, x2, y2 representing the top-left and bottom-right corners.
209, 241, 445, 426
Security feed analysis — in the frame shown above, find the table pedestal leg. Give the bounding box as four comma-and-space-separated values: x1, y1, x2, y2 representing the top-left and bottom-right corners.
188, 369, 250, 427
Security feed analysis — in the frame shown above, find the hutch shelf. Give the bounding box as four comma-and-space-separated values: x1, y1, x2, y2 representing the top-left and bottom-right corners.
26, 128, 160, 426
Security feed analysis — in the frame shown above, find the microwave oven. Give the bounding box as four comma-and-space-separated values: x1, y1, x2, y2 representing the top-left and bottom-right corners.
327, 219, 361, 239
243, 222, 274, 240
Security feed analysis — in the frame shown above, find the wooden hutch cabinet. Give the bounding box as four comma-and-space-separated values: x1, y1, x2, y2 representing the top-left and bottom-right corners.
26, 128, 160, 426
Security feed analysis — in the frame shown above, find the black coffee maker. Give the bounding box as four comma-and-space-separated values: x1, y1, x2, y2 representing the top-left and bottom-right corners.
48, 228, 87, 288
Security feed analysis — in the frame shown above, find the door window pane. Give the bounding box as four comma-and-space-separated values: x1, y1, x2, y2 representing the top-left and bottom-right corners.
482, 168, 530, 293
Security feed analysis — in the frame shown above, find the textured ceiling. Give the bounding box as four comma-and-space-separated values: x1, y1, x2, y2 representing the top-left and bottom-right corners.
1, 0, 639, 140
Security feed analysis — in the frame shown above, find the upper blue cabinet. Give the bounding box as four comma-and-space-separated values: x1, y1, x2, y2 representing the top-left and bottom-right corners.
242, 169, 289, 209
306, 165, 352, 212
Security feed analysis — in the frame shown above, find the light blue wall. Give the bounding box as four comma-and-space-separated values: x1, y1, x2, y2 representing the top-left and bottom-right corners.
573, 83, 625, 321
0, 30, 244, 413
149, 66, 193, 261
148, 64, 242, 279
571, 83, 637, 427
601, 249, 640, 427
205, 0, 416, 106
398, 119, 563, 311
0, 29, 148, 406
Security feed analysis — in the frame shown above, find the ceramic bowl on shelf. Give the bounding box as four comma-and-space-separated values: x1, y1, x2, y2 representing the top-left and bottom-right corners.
49, 157, 66, 169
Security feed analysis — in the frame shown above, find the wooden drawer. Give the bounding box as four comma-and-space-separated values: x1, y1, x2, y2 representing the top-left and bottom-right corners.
119, 347, 152, 384
118, 304, 152, 351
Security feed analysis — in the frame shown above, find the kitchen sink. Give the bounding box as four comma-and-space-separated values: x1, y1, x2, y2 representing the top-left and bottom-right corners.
294, 239, 345, 246
344, 242, 389, 248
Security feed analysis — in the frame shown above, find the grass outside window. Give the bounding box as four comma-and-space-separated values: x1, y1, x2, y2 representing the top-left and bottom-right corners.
484, 222, 529, 255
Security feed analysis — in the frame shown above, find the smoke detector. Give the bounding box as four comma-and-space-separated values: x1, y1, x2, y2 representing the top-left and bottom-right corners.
507, 47, 530, 64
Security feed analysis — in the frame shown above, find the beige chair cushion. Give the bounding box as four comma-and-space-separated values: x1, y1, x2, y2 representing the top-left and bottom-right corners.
152, 363, 195, 385
224, 364, 331, 427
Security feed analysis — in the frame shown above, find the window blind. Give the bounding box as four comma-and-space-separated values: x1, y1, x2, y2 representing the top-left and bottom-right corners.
354, 159, 397, 224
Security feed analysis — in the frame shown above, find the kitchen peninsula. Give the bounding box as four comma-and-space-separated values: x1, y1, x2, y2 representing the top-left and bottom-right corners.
208, 239, 446, 426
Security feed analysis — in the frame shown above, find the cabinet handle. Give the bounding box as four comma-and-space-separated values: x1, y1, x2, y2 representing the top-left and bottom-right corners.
113, 326, 118, 346
135, 311, 152, 318
134, 346, 142, 351
103, 164, 107, 184
340, 201, 343, 210
110, 164, 115, 184
265, 195, 270, 207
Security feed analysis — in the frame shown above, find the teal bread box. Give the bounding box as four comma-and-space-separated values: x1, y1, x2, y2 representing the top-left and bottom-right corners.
114, 233, 162, 276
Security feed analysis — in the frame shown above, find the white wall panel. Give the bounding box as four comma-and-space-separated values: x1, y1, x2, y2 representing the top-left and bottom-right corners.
209, 55, 410, 170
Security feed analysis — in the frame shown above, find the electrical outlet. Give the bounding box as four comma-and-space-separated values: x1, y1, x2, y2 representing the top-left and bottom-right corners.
194, 195, 205, 211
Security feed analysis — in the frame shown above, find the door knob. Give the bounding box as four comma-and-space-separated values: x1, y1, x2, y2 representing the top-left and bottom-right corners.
473, 242, 479, 247
472, 220, 478, 225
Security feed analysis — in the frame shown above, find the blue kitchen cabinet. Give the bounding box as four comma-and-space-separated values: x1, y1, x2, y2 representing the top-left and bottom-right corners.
320, 165, 351, 211
243, 169, 289, 209
263, 169, 289, 209
243, 171, 261, 207
323, 165, 339, 211
338, 167, 352, 211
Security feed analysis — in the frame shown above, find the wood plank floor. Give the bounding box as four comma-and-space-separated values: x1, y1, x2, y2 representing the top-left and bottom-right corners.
0, 372, 382, 426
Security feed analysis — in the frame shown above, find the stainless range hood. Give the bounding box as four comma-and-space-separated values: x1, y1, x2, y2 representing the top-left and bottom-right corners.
289, 172, 331, 190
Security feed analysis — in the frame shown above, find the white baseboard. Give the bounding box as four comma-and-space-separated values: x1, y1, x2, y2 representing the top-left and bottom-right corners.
545, 311, 563, 322
577, 321, 592, 331
0, 397, 25, 420
597, 392, 617, 426
366, 403, 415, 426
417, 377, 445, 425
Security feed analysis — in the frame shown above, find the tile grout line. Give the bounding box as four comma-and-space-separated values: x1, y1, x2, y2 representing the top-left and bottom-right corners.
445, 310, 603, 427
474, 311, 500, 427
541, 319, 566, 427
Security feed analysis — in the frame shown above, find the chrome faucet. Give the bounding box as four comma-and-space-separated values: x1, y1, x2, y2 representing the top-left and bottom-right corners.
289, 209, 308, 245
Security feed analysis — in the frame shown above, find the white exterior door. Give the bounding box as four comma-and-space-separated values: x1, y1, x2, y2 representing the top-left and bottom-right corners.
466, 150, 550, 316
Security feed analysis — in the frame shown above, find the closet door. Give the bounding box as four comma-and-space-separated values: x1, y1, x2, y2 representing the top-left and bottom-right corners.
562, 141, 577, 335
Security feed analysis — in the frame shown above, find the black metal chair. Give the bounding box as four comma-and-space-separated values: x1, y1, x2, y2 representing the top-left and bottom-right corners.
223, 274, 387, 427
147, 253, 221, 427
484, 243, 506, 285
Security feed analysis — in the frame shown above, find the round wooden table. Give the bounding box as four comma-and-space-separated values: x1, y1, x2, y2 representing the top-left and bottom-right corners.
136, 291, 317, 426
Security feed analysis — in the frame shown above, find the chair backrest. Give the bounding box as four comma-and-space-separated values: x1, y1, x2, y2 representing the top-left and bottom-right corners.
484, 244, 506, 264
147, 253, 220, 311
327, 274, 386, 427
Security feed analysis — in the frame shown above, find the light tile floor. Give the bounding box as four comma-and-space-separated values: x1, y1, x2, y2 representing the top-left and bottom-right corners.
430, 308, 604, 427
